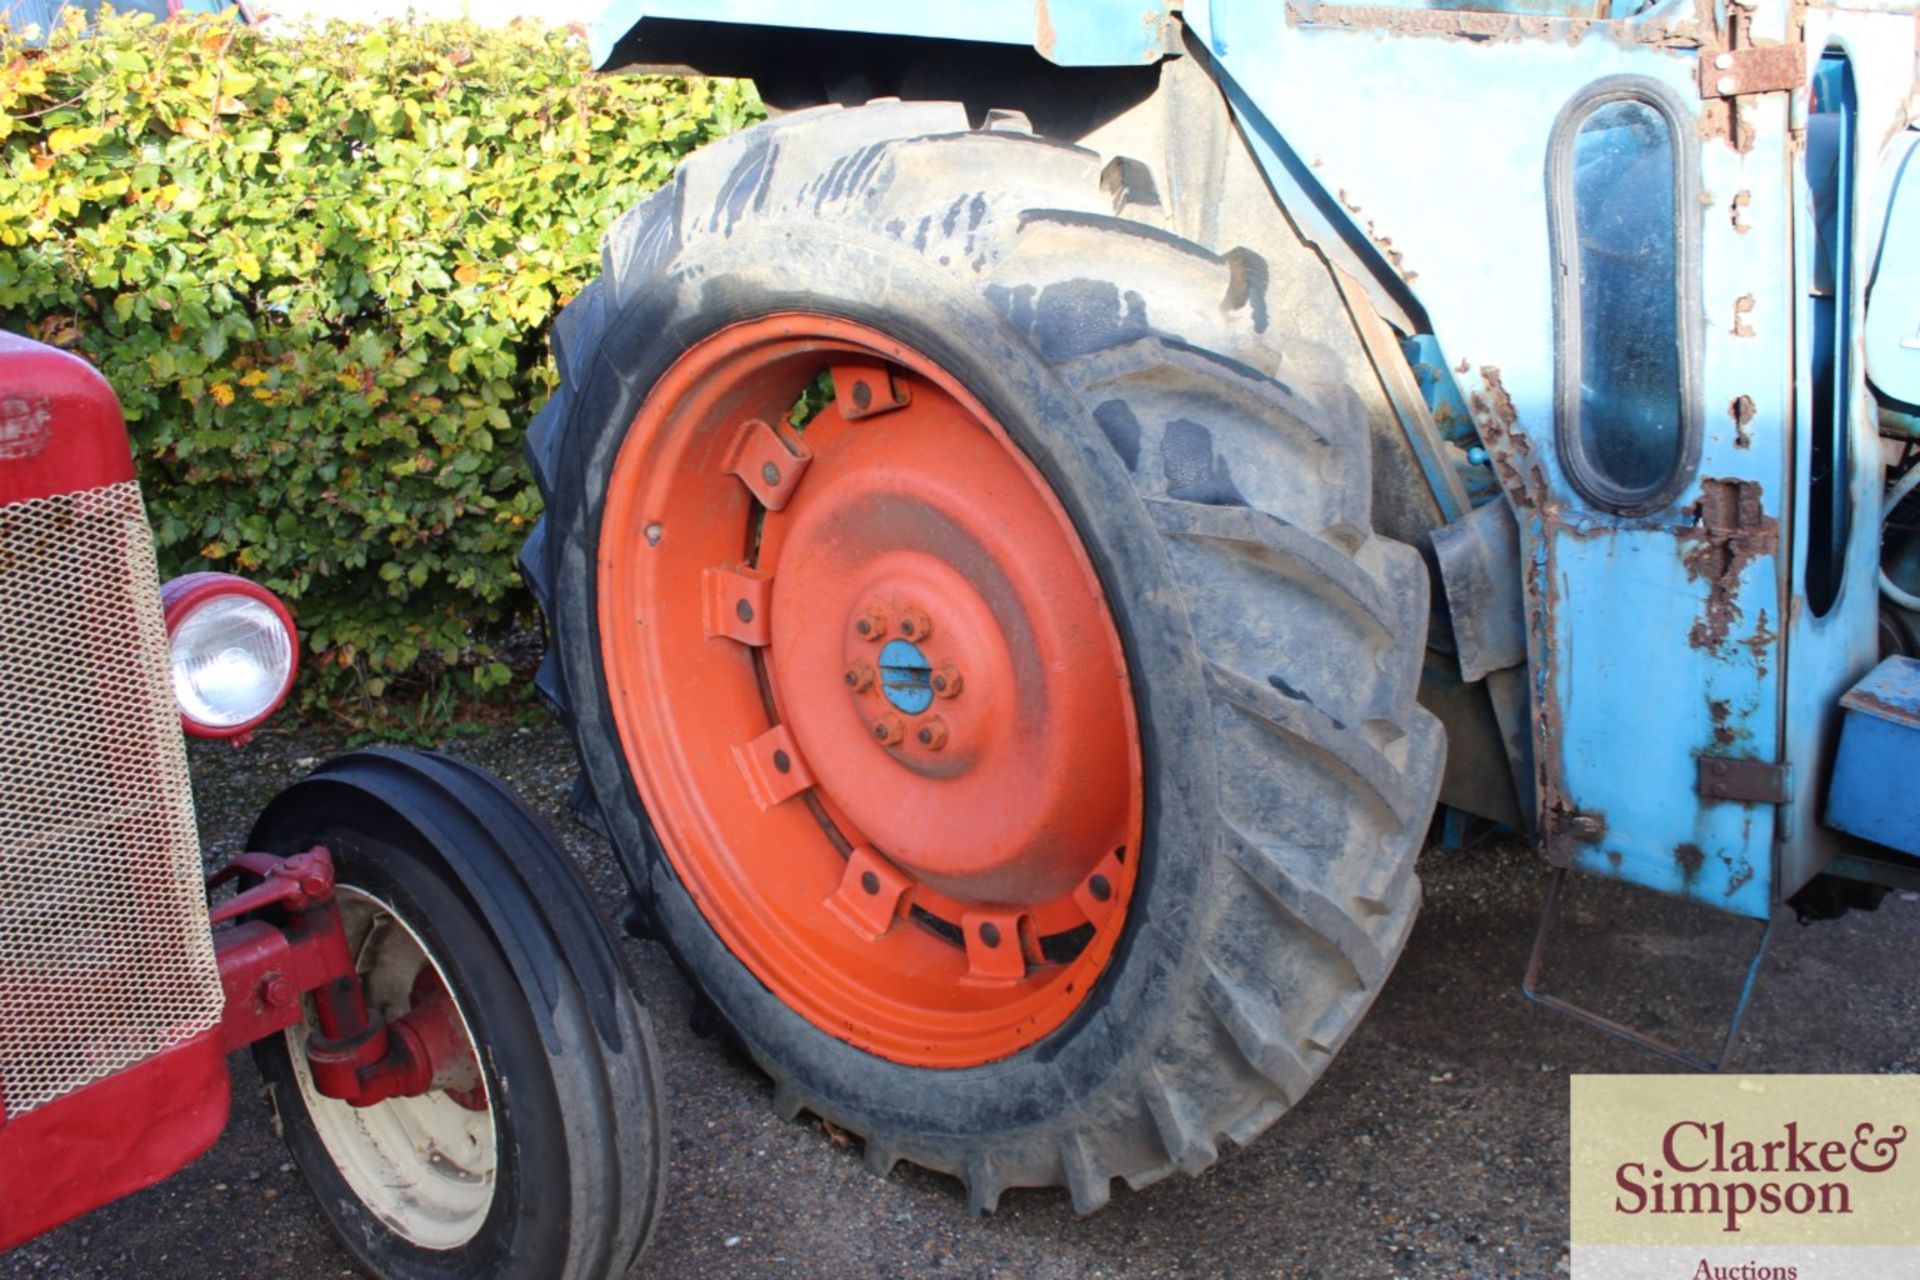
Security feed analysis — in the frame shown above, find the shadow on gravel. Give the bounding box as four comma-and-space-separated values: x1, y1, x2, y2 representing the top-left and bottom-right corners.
9, 722, 1914, 1280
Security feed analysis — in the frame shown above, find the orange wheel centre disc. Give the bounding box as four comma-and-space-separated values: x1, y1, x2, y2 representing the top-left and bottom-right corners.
598, 315, 1143, 1066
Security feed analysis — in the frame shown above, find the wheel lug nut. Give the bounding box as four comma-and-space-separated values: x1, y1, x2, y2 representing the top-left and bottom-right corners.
873, 714, 905, 746
931, 664, 963, 697
855, 606, 888, 640
915, 716, 948, 750
899, 606, 932, 640
843, 660, 875, 692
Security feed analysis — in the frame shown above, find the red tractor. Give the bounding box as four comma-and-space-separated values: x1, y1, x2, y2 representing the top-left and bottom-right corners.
0, 332, 667, 1277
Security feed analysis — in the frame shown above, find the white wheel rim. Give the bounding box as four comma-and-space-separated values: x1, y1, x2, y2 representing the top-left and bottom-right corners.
285, 885, 498, 1250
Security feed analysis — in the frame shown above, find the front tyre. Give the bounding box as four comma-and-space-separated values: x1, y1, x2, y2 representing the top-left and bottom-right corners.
523, 102, 1443, 1212
249, 749, 667, 1280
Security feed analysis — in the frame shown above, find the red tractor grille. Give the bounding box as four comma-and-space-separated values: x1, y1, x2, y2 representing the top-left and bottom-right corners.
0, 481, 223, 1117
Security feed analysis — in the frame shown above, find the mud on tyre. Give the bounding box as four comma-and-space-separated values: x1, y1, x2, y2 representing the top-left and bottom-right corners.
521, 100, 1443, 1212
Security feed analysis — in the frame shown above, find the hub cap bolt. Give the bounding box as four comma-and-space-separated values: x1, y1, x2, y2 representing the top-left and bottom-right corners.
855, 606, 888, 640
916, 716, 949, 750
873, 714, 905, 746
844, 660, 875, 692
899, 606, 933, 640
932, 664, 963, 698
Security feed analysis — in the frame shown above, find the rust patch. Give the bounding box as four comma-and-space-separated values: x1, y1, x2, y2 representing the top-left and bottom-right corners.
1729, 394, 1755, 449
1695, 10, 1799, 151
1469, 365, 1540, 510
1337, 188, 1413, 281
1034, 0, 1056, 60
1526, 516, 1600, 862
1731, 294, 1756, 338
1475, 365, 1517, 431
1681, 478, 1779, 653
1730, 190, 1751, 235
1741, 607, 1776, 666
1698, 42, 1806, 101
1284, 1, 1705, 48
1721, 853, 1754, 897
1674, 842, 1706, 878
1708, 697, 1734, 746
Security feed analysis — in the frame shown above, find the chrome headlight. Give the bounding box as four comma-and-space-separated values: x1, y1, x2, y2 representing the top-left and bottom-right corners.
160, 572, 298, 738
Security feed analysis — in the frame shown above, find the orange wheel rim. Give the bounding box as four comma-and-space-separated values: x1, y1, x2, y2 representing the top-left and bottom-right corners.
598, 314, 1143, 1067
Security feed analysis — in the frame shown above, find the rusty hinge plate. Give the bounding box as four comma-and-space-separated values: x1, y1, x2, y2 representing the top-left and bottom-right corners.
1698, 45, 1806, 100
1697, 755, 1792, 805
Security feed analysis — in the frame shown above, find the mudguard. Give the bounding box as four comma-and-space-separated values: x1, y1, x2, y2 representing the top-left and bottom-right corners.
584, 0, 1173, 70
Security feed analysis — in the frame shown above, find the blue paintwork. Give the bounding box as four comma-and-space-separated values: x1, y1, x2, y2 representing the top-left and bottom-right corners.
585, 0, 1171, 71
1865, 132, 1920, 408
1826, 657, 1920, 856
1775, 25, 1886, 904
587, 0, 1920, 916
1186, 0, 1800, 917
877, 638, 933, 715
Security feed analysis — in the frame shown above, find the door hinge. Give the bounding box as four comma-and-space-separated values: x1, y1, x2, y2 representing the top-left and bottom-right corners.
1697, 755, 1792, 805
1699, 44, 1806, 100
1697, 1, 1806, 102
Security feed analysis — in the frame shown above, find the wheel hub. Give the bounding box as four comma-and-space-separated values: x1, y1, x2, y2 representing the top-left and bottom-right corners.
597, 314, 1143, 1066
875, 637, 932, 715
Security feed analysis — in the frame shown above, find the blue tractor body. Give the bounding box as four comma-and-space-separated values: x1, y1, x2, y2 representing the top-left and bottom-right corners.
574, 1, 1918, 1076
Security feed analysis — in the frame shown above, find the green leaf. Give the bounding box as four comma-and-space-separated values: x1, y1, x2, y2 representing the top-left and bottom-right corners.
0, 10, 764, 716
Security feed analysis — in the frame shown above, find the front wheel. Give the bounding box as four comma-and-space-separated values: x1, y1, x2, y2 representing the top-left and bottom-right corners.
249, 748, 667, 1280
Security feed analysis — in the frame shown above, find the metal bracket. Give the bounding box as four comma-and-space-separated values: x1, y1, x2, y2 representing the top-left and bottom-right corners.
1522, 868, 1774, 1073
1697, 44, 1806, 100
1697, 754, 1792, 804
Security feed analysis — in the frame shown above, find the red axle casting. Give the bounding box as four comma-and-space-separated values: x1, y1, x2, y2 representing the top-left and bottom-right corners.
211, 846, 483, 1108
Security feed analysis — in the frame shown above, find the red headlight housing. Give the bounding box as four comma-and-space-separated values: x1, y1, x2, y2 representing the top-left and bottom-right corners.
159, 572, 299, 740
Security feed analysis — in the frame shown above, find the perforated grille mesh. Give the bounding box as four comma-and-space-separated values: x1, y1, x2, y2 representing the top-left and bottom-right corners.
0, 481, 223, 1116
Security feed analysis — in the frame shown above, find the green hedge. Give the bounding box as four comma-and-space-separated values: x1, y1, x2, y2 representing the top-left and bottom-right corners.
0, 10, 760, 708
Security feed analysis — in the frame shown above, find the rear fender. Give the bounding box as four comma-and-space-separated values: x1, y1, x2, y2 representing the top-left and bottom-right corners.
586, 0, 1175, 71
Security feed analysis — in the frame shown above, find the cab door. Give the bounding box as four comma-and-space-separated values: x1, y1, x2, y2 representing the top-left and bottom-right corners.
1529, 70, 1793, 918
1185, 0, 1825, 914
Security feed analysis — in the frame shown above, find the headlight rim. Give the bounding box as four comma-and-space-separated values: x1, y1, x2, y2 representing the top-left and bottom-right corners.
160, 571, 300, 740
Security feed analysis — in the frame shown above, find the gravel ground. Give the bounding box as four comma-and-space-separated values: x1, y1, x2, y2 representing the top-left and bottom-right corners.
9, 719, 1917, 1279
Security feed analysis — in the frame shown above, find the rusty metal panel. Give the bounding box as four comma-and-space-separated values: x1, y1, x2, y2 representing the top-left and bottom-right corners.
1185, 0, 1800, 919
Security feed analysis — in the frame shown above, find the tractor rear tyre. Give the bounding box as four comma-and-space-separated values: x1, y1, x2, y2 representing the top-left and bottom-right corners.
521, 101, 1443, 1212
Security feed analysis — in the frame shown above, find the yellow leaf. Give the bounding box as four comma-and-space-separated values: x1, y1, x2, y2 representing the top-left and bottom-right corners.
453, 263, 480, 285
210, 384, 235, 407
46, 125, 98, 155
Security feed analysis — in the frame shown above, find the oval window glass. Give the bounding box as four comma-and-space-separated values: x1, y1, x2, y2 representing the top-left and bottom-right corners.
1567, 98, 1684, 503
